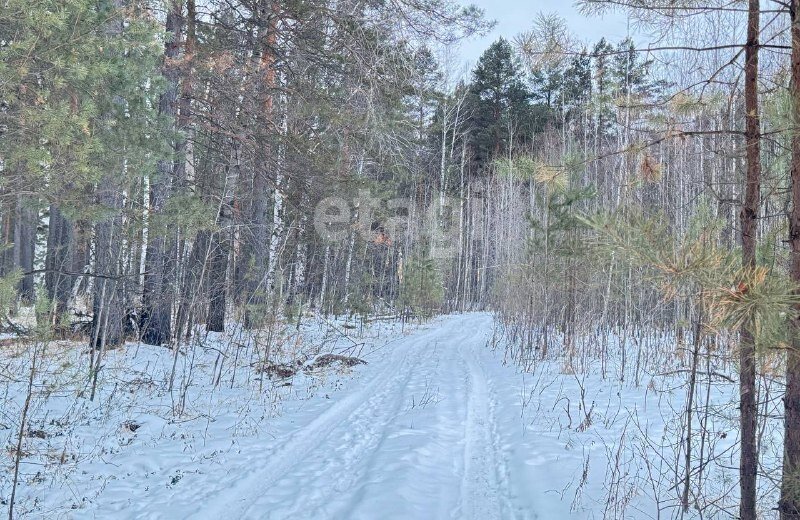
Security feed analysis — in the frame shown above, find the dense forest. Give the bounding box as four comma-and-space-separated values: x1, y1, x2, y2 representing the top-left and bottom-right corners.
5, 0, 800, 518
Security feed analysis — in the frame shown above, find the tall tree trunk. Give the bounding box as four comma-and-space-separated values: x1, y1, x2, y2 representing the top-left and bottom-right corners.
207, 229, 230, 332
265, 66, 288, 307
141, 0, 185, 345
782, 2, 800, 518
92, 176, 125, 349
207, 146, 239, 333
0, 197, 16, 277
45, 205, 74, 319
243, 0, 280, 328
739, 2, 761, 518
244, 162, 270, 328
176, 230, 210, 339
13, 197, 37, 304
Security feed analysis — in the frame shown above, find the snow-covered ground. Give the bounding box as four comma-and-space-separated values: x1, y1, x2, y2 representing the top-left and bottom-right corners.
1, 313, 779, 518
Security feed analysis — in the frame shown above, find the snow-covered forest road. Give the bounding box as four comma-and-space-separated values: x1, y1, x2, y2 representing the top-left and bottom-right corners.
6, 313, 742, 518
195, 313, 525, 520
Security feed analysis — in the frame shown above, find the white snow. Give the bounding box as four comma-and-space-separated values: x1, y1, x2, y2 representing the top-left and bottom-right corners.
1, 313, 774, 518
193, 313, 517, 520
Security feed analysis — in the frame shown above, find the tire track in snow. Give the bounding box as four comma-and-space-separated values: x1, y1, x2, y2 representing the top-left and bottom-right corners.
479, 342, 524, 520
255, 340, 434, 518
199, 321, 453, 519
329, 340, 445, 519
457, 326, 516, 520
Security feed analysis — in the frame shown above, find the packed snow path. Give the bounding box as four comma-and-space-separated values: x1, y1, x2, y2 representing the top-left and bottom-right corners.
9, 313, 742, 518
197, 313, 519, 519
96, 313, 593, 519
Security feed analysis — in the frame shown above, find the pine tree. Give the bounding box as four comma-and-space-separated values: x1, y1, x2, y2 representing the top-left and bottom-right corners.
0, 0, 166, 332
466, 38, 533, 170
591, 38, 616, 139
562, 49, 592, 119
399, 254, 444, 319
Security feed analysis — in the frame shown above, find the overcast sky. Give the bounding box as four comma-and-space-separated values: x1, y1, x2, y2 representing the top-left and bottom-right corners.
457, 0, 636, 68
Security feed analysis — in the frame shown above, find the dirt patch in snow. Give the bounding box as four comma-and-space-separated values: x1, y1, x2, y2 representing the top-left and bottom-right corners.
305, 354, 367, 372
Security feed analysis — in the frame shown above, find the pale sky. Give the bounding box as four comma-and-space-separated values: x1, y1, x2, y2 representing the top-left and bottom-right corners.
458, 0, 635, 68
